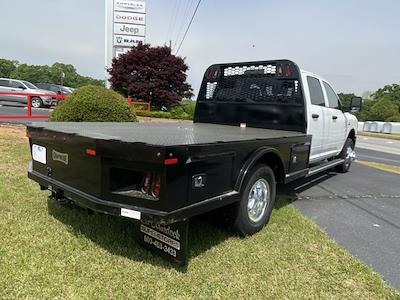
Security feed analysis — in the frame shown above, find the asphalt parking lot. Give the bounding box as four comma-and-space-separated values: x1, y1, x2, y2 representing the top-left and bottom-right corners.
0, 104, 50, 125
288, 142, 400, 288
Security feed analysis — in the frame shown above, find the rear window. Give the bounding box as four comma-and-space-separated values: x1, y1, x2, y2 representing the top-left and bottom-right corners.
202, 64, 302, 104
307, 76, 325, 106
0, 79, 10, 87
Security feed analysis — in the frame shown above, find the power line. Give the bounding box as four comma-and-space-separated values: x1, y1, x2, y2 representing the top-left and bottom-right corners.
169, 0, 183, 46
165, 0, 179, 43
175, 0, 203, 55
173, 0, 195, 50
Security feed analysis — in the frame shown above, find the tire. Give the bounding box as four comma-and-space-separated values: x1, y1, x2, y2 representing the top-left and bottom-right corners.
31, 97, 43, 108
231, 164, 276, 236
335, 138, 355, 173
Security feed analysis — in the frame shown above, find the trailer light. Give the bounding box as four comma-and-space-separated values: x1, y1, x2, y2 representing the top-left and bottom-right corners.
151, 175, 161, 198
141, 172, 152, 193
277, 64, 283, 77
164, 158, 178, 165
285, 64, 292, 77
86, 148, 96, 156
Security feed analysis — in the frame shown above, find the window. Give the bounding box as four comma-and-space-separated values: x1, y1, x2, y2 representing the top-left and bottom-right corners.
307, 76, 325, 106
323, 82, 339, 109
210, 76, 301, 104
10, 81, 25, 89
0, 80, 10, 87
22, 81, 37, 89
50, 85, 60, 92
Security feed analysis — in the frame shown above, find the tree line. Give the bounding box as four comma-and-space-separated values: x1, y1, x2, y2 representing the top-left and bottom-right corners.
339, 84, 400, 122
0, 58, 103, 88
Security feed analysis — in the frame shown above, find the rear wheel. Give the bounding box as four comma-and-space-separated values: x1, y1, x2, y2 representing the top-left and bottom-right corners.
335, 138, 355, 173
231, 164, 276, 236
31, 97, 43, 108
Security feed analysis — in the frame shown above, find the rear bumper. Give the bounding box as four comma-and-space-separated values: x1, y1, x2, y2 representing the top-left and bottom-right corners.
28, 162, 239, 225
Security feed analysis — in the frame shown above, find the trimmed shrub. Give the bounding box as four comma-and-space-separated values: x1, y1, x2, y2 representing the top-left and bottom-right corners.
50, 85, 137, 122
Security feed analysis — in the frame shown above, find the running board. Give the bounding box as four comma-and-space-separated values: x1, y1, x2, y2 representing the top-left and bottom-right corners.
306, 158, 344, 177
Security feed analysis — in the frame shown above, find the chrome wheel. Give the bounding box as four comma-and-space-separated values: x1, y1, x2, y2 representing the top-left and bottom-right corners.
31, 98, 42, 108
247, 178, 270, 223
345, 145, 356, 168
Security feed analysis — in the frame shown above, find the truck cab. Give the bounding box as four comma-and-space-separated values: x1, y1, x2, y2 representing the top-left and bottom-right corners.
301, 70, 358, 163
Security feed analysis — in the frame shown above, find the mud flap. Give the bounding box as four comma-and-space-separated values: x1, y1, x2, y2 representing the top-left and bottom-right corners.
135, 219, 189, 266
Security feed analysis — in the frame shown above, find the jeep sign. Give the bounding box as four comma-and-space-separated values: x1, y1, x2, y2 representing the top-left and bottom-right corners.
114, 23, 145, 36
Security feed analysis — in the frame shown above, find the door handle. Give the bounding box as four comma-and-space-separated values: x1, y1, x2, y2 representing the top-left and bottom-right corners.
312, 114, 319, 119
332, 115, 338, 120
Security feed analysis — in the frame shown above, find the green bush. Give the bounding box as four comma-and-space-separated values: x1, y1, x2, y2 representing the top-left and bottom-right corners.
50, 85, 137, 122
386, 114, 400, 122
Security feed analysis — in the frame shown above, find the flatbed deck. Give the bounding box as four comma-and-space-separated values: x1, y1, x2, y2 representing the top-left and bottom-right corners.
28, 122, 306, 146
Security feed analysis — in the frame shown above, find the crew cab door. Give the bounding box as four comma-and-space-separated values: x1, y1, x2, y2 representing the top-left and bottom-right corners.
321, 81, 346, 154
304, 75, 326, 160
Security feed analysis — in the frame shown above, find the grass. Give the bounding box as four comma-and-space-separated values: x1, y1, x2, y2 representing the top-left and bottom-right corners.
0, 129, 399, 299
359, 131, 400, 141
357, 160, 400, 175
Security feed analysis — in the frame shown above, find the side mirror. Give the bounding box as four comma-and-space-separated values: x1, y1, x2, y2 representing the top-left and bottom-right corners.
350, 96, 362, 112
343, 96, 362, 113
18, 85, 26, 90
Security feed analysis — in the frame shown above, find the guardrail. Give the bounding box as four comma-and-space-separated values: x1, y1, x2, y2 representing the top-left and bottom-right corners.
0, 91, 65, 119
127, 97, 151, 113
359, 121, 400, 134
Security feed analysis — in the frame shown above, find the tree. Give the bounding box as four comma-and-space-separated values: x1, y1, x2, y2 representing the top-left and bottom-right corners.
109, 43, 193, 108
369, 97, 399, 121
372, 84, 400, 108
0, 58, 103, 87
0, 59, 19, 78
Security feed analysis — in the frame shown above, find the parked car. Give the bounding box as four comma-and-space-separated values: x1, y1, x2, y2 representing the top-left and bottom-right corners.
27, 59, 361, 265
35, 83, 74, 95
0, 78, 57, 108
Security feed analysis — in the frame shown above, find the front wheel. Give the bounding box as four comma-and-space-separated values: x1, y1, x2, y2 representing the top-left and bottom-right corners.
232, 164, 276, 236
335, 138, 355, 173
31, 97, 43, 108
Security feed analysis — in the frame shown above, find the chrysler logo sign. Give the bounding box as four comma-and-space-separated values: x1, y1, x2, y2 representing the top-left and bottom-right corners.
114, 0, 146, 14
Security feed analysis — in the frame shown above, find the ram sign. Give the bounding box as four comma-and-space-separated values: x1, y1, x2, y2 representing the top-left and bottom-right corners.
105, 0, 146, 87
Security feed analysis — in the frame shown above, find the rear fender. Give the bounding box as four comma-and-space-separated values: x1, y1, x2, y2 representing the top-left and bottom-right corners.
235, 147, 285, 192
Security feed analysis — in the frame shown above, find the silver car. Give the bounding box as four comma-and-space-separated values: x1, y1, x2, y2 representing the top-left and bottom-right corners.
0, 78, 57, 108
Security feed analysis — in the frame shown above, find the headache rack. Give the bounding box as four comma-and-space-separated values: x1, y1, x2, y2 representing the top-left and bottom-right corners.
194, 59, 306, 133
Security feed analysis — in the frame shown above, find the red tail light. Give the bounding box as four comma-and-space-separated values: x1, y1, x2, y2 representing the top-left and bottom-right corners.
141, 172, 152, 193
151, 175, 161, 198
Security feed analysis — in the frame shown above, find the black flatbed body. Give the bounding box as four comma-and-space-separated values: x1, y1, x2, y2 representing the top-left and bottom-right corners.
28, 122, 305, 145
27, 121, 310, 224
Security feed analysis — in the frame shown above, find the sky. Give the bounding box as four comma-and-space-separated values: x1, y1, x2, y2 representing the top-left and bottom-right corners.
0, 0, 399, 96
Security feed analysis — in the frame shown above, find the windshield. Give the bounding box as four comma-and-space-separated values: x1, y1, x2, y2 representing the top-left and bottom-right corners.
62, 87, 73, 93
22, 81, 38, 89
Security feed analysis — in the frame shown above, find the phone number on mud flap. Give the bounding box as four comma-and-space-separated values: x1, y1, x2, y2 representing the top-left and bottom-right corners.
143, 235, 177, 257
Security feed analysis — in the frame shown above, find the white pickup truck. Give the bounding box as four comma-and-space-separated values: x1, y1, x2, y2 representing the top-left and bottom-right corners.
27, 59, 361, 265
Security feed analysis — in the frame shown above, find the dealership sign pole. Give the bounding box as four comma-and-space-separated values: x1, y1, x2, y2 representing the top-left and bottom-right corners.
105, 0, 146, 88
